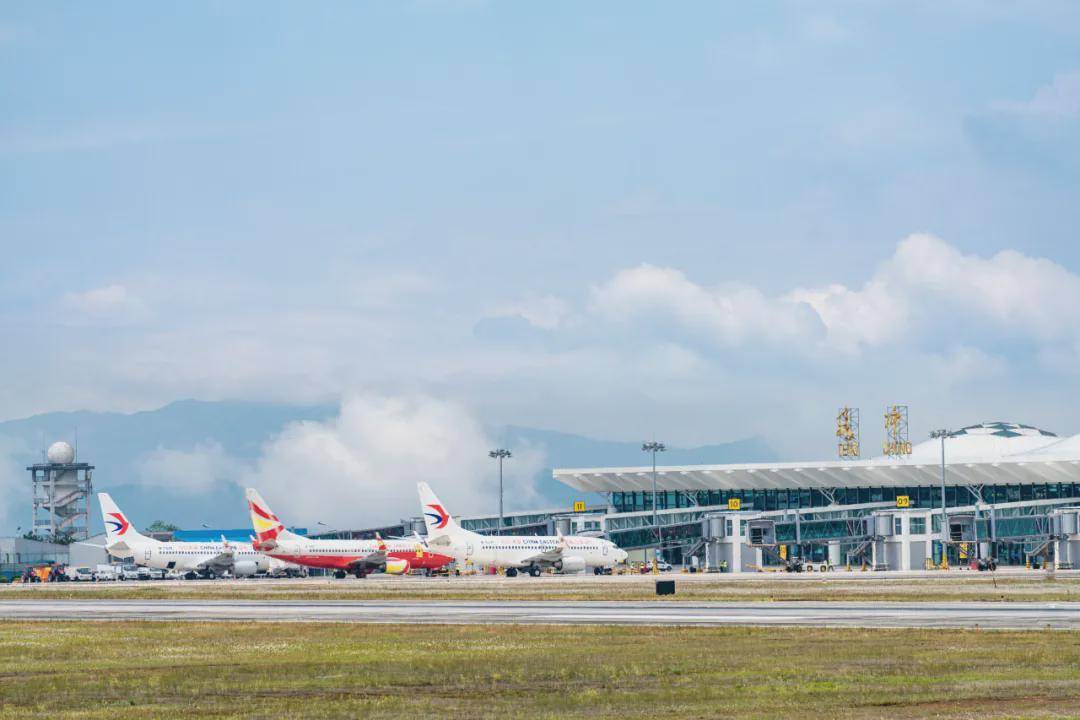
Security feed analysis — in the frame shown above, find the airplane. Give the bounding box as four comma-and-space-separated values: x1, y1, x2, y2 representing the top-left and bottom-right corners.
417, 481, 628, 576
245, 488, 453, 578
98, 493, 270, 578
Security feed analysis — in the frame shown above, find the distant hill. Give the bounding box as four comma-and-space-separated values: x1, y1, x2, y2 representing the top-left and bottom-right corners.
0, 401, 775, 534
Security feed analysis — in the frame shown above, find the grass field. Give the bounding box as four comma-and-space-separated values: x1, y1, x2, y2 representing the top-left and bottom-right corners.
0, 621, 1077, 719
4, 572, 1080, 603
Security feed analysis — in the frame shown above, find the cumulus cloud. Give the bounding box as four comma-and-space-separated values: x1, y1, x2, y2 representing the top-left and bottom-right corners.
60, 284, 148, 325
578, 234, 1080, 355
134, 441, 243, 493
590, 265, 824, 347
245, 395, 545, 528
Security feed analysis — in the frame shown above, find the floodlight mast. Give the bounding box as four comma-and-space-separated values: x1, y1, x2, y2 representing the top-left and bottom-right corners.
642, 441, 667, 555
930, 429, 951, 562
489, 449, 512, 536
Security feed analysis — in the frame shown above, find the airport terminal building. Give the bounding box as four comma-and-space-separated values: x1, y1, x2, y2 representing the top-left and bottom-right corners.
547, 423, 1080, 569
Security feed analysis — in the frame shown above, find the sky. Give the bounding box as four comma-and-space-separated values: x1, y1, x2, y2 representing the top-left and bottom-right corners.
4, 1, 1080, 464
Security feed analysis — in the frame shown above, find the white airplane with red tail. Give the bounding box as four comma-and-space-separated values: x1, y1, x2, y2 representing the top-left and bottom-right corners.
245, 488, 453, 578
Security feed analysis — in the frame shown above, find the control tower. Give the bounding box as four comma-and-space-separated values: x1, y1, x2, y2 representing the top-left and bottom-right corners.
27, 441, 94, 541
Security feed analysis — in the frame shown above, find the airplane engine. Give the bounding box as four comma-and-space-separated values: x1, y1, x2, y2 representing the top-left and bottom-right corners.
553, 556, 586, 574
384, 558, 411, 575
233, 561, 259, 577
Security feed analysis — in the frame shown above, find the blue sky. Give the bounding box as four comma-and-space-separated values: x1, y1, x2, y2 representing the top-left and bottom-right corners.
4, 1, 1080, 460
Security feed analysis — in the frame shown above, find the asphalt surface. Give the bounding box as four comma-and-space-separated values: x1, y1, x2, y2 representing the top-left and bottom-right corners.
0, 599, 1077, 628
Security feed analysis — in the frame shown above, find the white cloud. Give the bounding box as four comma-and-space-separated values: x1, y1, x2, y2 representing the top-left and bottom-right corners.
881, 234, 1080, 342
60, 284, 148, 325
134, 441, 242, 493
589, 265, 823, 347
581, 235, 1080, 355
245, 394, 545, 528
490, 294, 573, 330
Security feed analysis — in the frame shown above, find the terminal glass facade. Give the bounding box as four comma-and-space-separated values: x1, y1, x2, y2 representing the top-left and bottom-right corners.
610, 482, 1080, 514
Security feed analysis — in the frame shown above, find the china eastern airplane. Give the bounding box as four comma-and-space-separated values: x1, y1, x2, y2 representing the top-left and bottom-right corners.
245, 488, 453, 578
418, 482, 628, 576
98, 493, 270, 578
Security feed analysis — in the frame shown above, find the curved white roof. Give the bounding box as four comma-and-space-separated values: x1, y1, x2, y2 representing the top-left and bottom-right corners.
907, 422, 1059, 463
555, 422, 1080, 493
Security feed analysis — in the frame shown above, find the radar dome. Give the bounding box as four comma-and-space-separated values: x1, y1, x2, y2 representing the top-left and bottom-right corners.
46, 441, 75, 465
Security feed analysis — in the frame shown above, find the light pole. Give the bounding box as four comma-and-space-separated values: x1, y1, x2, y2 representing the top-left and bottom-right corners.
642, 441, 666, 555
930, 429, 951, 565
489, 448, 511, 536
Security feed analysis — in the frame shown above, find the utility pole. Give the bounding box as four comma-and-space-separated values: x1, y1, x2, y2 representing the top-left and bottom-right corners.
489, 448, 512, 536
641, 441, 666, 556
930, 429, 951, 566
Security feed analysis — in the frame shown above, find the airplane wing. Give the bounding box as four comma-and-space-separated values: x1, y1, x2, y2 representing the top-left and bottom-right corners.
193, 536, 236, 574
517, 547, 564, 566
344, 550, 386, 571
193, 552, 234, 573
518, 533, 570, 566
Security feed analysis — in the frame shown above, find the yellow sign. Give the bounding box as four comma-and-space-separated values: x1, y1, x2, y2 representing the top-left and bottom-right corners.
896, 495, 910, 508
728, 498, 742, 511
883, 441, 913, 456
572, 501, 586, 513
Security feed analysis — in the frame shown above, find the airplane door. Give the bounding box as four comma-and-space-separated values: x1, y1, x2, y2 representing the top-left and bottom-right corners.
465, 542, 474, 559
144, 547, 152, 563
602, 543, 608, 557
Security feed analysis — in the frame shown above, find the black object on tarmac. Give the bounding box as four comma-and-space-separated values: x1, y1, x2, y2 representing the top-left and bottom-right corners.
655, 579, 675, 596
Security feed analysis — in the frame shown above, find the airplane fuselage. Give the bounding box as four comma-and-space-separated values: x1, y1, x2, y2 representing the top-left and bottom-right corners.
444, 533, 625, 570
264, 539, 453, 572
112, 540, 269, 574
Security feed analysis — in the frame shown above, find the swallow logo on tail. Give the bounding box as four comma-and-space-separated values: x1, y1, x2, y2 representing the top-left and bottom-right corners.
106, 512, 130, 535
425, 504, 449, 529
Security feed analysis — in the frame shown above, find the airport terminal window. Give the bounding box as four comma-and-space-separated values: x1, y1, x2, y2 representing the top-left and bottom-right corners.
894, 518, 902, 535
910, 517, 926, 534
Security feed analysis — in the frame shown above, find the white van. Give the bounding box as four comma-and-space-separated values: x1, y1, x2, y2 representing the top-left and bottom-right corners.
93, 565, 118, 581
66, 566, 96, 582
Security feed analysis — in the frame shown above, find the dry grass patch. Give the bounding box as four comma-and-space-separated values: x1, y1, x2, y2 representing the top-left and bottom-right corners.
0, 621, 1077, 719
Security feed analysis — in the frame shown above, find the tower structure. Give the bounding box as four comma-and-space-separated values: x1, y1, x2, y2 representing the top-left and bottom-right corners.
836, 407, 860, 459
28, 441, 94, 542
883, 405, 912, 457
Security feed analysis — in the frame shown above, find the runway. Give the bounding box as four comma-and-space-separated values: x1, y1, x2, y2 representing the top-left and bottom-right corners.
1, 599, 1078, 628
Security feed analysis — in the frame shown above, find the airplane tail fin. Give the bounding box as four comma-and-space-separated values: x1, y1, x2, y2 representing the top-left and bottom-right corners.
97, 493, 150, 557
245, 488, 300, 549
417, 482, 462, 538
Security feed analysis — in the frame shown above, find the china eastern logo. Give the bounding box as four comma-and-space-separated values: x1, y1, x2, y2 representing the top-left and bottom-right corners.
106, 512, 130, 535
425, 504, 450, 529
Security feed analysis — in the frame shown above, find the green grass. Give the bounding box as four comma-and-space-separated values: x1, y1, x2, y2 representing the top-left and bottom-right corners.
4, 573, 1080, 603
0, 622, 1077, 719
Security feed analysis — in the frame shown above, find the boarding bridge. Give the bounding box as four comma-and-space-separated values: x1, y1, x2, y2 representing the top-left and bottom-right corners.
690, 498, 1080, 572
1051, 508, 1080, 569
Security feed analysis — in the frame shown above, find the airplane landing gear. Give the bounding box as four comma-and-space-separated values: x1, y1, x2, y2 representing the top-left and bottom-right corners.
333, 570, 347, 579
353, 568, 367, 579
528, 566, 542, 577
505, 568, 518, 577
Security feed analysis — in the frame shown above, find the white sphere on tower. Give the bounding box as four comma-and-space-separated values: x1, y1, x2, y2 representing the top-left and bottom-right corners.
46, 441, 75, 465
